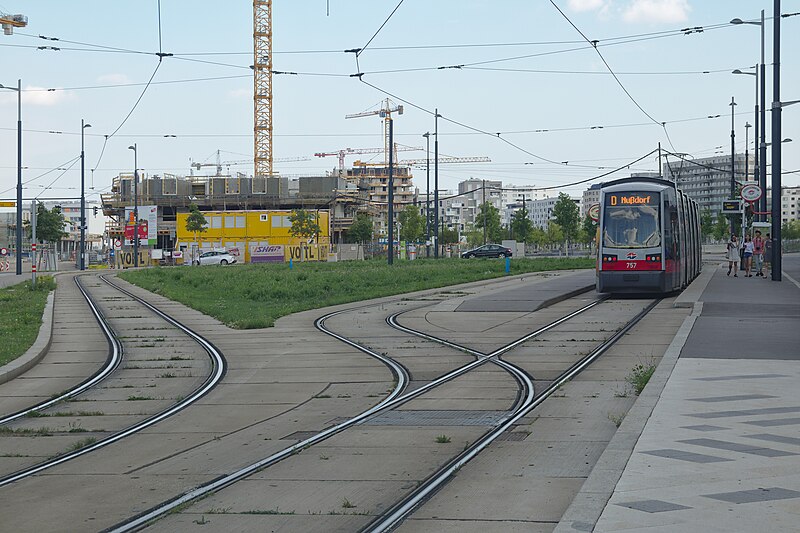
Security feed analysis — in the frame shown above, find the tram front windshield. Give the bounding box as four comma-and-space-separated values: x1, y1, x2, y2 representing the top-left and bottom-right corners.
603, 192, 661, 249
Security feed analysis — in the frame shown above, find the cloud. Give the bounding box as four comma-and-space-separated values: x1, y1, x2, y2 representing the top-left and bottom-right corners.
568, 0, 608, 12
21, 86, 73, 106
96, 73, 132, 85
622, 0, 690, 23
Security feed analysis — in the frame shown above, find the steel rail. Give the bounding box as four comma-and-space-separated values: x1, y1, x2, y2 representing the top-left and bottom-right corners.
0, 275, 227, 488
364, 298, 660, 532
0, 275, 122, 425
107, 295, 606, 532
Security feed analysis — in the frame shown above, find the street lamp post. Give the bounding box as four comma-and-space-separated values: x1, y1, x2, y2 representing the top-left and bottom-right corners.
423, 132, 430, 257
80, 120, 91, 270
128, 144, 139, 268
729, 96, 737, 235
0, 79, 22, 275
434, 109, 440, 259
387, 119, 394, 266
731, 10, 767, 222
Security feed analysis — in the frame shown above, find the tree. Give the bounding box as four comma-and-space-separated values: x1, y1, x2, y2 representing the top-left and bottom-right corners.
440, 226, 459, 245
289, 209, 321, 242
398, 205, 424, 242
184, 203, 208, 264
712, 215, 729, 242
700, 210, 714, 242
185, 204, 207, 240
529, 227, 547, 249
551, 193, 579, 253
474, 202, 504, 243
581, 213, 598, 245
345, 213, 373, 244
546, 222, 564, 248
510, 207, 534, 243
26, 203, 67, 244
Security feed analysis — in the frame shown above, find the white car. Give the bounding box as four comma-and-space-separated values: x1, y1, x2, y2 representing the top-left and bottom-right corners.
194, 250, 237, 266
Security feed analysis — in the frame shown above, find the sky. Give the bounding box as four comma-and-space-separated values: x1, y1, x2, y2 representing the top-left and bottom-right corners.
1, 0, 799, 218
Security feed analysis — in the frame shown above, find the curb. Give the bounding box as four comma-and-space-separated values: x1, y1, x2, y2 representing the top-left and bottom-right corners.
673, 264, 716, 308
553, 301, 703, 533
0, 289, 56, 385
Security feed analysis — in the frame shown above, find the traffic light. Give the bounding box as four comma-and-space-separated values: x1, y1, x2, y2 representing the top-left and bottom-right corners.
93, 206, 98, 216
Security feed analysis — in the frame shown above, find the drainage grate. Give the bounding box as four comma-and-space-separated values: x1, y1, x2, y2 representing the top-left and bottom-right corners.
495, 431, 529, 442
364, 410, 508, 427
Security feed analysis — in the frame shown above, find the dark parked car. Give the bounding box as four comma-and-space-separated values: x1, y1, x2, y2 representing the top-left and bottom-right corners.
461, 244, 513, 259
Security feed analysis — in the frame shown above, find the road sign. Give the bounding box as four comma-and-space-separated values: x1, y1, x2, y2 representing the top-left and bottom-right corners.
741, 184, 762, 202
721, 200, 741, 213
0, 248, 7, 256
114, 239, 122, 249
0, 201, 15, 207
588, 203, 600, 222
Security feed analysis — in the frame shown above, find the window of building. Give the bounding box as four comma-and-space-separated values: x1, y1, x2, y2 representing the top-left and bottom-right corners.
224, 215, 235, 228
211, 216, 222, 229
271, 215, 291, 228
236, 216, 245, 228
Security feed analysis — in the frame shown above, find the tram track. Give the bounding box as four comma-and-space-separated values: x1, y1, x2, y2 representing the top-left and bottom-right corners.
364, 297, 660, 532
0, 274, 226, 488
107, 293, 613, 532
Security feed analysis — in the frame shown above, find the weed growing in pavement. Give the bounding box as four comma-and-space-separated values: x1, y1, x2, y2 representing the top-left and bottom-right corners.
242, 509, 296, 515
341, 498, 356, 509
315, 394, 331, 398
0, 426, 53, 436
608, 413, 625, 428
25, 411, 46, 418
66, 437, 97, 452
68, 427, 88, 433
205, 507, 232, 514
193, 516, 209, 525
158, 372, 177, 378
319, 454, 329, 460
435, 435, 451, 444
625, 359, 657, 395
126, 395, 154, 401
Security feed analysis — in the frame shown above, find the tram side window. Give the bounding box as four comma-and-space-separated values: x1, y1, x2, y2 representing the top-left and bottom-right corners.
603, 204, 661, 248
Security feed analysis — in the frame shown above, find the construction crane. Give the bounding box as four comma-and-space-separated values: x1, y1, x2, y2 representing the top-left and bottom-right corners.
345, 99, 404, 166
190, 150, 310, 176
253, 1, 272, 181
1, 11, 27, 35
314, 145, 421, 174
400, 156, 491, 166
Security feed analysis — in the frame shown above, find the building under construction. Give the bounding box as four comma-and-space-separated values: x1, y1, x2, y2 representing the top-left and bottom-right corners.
100, 168, 418, 253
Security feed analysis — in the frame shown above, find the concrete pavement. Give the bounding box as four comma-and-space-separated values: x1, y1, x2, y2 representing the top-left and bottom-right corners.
558, 254, 800, 532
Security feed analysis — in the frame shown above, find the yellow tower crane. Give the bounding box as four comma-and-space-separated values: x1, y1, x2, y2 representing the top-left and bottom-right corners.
253, 1, 273, 183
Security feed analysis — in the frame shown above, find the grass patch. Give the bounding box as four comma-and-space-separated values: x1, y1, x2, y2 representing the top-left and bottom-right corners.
0, 277, 55, 367
66, 437, 97, 452
625, 360, 657, 395
118, 258, 593, 329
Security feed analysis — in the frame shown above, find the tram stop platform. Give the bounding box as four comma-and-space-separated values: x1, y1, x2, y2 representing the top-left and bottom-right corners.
557, 254, 800, 532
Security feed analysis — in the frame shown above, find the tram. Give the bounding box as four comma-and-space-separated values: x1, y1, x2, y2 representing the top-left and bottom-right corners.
596, 177, 701, 294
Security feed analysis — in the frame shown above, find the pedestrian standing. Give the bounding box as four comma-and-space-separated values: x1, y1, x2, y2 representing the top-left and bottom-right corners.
764, 233, 773, 278
753, 230, 765, 276
726, 234, 740, 277
743, 235, 754, 277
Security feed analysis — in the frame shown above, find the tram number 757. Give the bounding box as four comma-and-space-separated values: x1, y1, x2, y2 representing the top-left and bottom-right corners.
626, 262, 637, 269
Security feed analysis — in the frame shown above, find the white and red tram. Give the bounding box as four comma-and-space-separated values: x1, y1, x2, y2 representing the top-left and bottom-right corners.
597, 177, 701, 294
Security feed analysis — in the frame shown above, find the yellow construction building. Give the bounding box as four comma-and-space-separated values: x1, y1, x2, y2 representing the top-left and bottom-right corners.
176, 209, 330, 263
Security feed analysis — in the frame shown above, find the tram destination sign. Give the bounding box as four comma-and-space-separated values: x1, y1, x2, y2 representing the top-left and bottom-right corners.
721, 200, 741, 213
605, 193, 658, 206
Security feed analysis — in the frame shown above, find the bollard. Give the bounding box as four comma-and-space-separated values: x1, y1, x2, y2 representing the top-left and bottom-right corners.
289, 258, 293, 270
505, 255, 510, 274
